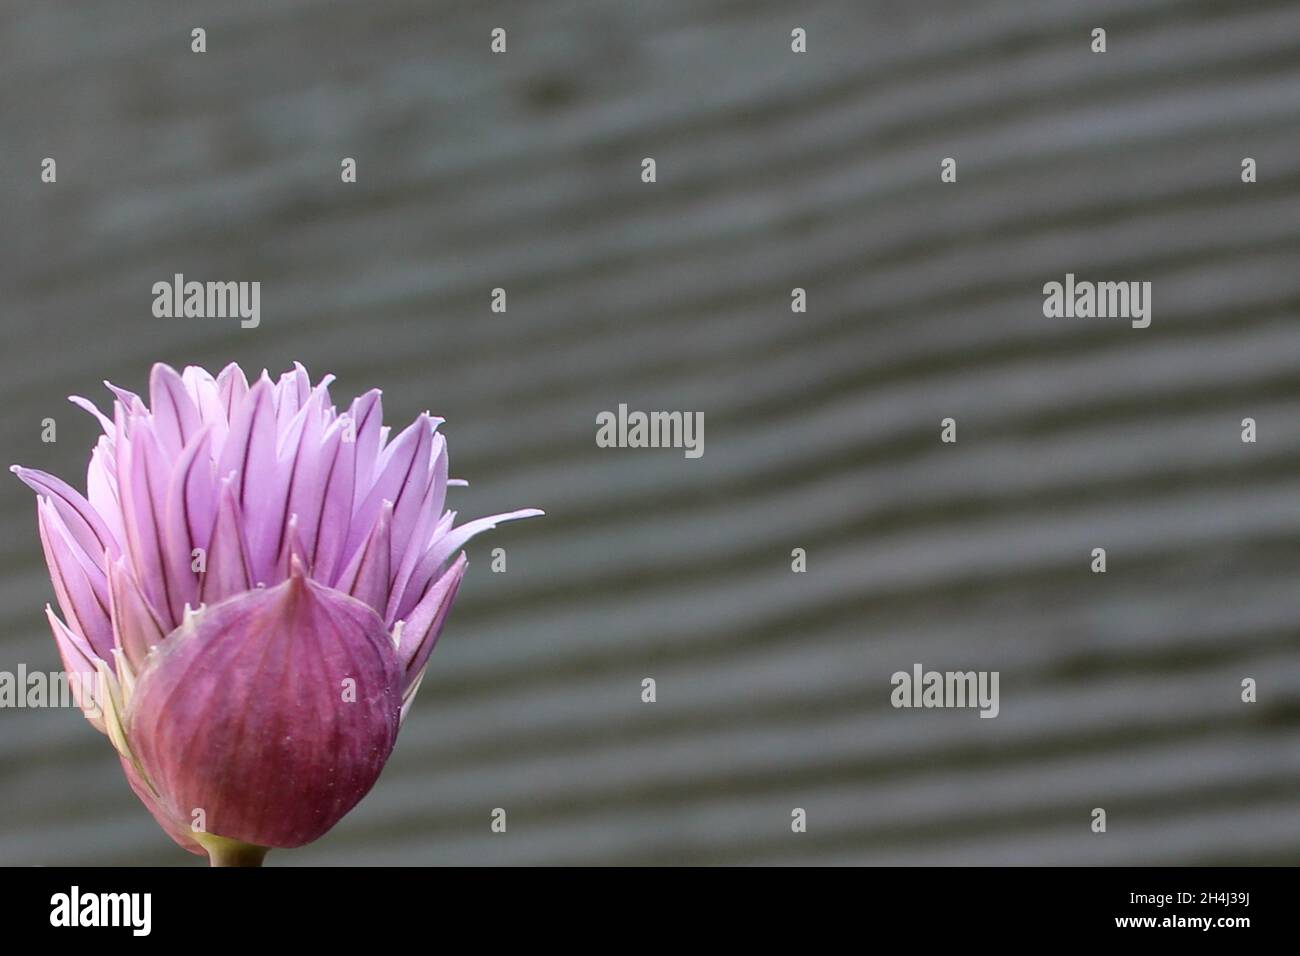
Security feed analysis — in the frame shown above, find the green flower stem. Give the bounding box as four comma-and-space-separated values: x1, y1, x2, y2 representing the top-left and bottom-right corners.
196, 833, 270, 867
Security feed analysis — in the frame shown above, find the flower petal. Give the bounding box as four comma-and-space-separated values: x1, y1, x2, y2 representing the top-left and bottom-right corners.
396, 552, 467, 690
275, 389, 326, 565
387, 436, 446, 623
335, 501, 392, 616
37, 498, 114, 661
216, 362, 249, 426
216, 378, 287, 583
46, 606, 107, 733
165, 427, 216, 572
182, 365, 230, 448
149, 363, 202, 458
69, 394, 116, 437
86, 437, 125, 546
200, 474, 255, 604
274, 364, 310, 429
393, 510, 454, 621
397, 508, 542, 622
11, 465, 120, 563
344, 414, 431, 572
117, 423, 187, 627
389, 427, 439, 564
347, 389, 384, 507
107, 557, 166, 673
311, 416, 356, 582
104, 381, 146, 415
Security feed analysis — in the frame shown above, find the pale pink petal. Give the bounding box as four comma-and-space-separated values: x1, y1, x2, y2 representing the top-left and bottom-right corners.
149, 363, 202, 458
311, 416, 357, 583
347, 389, 384, 507
47, 607, 108, 733
11, 465, 120, 563
396, 554, 467, 689
335, 501, 392, 616
107, 557, 166, 670
37, 498, 114, 661
201, 475, 255, 604
117, 424, 187, 628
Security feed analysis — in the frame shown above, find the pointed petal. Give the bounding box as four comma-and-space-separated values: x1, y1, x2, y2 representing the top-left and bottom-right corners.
117, 425, 186, 628
217, 378, 287, 583
400, 663, 428, 724
274, 390, 326, 563
427, 508, 543, 569
335, 501, 392, 616
396, 553, 467, 690
69, 395, 116, 437
104, 381, 146, 415
312, 417, 356, 583
149, 363, 202, 458
216, 362, 249, 424
166, 427, 216, 560
108, 557, 166, 672
344, 414, 429, 570
390, 429, 441, 566
46, 606, 107, 733
274, 513, 311, 583
96, 659, 139, 767
201, 475, 255, 604
347, 389, 384, 507
11, 465, 120, 562
387, 436, 446, 623
183, 365, 230, 447
86, 438, 124, 546
274, 363, 312, 433
216, 377, 276, 506
393, 510, 455, 621
154, 429, 217, 618
180, 365, 216, 398
37, 498, 114, 661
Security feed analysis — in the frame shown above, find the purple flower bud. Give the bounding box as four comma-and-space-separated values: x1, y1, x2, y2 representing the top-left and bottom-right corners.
129, 566, 402, 849
13, 363, 541, 864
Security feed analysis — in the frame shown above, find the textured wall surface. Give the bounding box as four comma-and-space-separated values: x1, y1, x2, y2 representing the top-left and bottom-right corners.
1, 0, 1298, 865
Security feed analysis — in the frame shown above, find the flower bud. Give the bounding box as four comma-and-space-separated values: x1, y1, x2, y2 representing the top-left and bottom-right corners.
127, 567, 402, 849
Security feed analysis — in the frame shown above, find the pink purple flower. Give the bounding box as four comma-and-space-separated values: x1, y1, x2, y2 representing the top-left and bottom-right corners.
12, 362, 541, 863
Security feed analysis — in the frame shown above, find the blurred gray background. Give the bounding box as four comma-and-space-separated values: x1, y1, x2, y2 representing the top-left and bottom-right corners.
2, 0, 1299, 865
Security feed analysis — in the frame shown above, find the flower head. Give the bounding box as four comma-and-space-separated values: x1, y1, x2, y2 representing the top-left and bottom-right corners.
13, 362, 540, 862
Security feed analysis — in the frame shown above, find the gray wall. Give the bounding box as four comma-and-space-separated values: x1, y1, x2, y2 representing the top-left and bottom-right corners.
1, 0, 1298, 865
